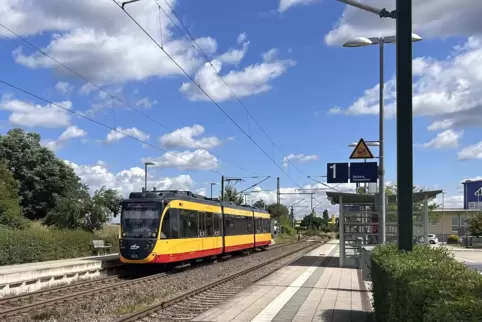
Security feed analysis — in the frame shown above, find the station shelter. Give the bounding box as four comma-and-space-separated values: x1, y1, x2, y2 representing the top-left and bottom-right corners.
326, 190, 443, 268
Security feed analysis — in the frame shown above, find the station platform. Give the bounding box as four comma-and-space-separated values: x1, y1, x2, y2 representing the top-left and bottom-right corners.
0, 253, 120, 297
192, 241, 373, 322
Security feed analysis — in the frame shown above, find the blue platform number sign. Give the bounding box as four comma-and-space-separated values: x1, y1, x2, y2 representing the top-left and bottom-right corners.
327, 162, 349, 184
349, 162, 378, 183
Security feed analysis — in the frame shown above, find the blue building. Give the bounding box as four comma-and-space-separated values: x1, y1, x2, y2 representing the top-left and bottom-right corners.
463, 179, 482, 210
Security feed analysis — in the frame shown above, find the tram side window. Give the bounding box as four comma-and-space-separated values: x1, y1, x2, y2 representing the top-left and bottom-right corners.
255, 218, 261, 233
180, 209, 199, 238
161, 210, 170, 239
225, 215, 234, 235
161, 209, 180, 239
214, 213, 222, 236
265, 219, 271, 233
246, 216, 253, 234
205, 212, 214, 236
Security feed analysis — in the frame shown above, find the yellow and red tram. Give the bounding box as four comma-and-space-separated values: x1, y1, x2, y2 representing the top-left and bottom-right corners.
119, 190, 272, 265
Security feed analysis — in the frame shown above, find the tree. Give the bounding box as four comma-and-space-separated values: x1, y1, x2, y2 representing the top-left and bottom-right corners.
0, 161, 29, 229
222, 185, 243, 205
384, 184, 441, 224
468, 213, 482, 236
43, 186, 122, 231
266, 203, 289, 218
322, 209, 329, 221
301, 213, 324, 231
0, 129, 83, 220
253, 199, 266, 209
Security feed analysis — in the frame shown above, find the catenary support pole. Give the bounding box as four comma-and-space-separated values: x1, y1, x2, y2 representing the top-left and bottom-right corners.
396, 0, 413, 251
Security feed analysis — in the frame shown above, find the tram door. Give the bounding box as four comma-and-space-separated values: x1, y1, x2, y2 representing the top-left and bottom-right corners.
198, 212, 206, 257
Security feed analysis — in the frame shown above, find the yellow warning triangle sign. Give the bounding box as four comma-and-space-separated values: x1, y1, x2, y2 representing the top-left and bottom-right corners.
350, 138, 374, 159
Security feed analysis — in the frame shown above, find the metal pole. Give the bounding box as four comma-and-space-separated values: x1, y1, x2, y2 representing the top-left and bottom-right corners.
423, 194, 428, 245
277, 177, 280, 207
379, 39, 386, 244
210, 184, 213, 199
311, 194, 313, 213
144, 163, 148, 192
442, 192, 445, 244
221, 176, 224, 201
396, 0, 413, 251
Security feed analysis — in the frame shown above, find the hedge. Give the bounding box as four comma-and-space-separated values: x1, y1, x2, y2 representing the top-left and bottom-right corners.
0, 225, 119, 266
371, 243, 482, 322
447, 234, 460, 244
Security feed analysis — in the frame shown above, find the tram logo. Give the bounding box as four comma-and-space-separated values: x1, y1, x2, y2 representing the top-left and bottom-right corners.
130, 244, 140, 250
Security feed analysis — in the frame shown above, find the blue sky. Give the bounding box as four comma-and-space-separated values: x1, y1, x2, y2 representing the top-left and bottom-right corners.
1, 0, 482, 217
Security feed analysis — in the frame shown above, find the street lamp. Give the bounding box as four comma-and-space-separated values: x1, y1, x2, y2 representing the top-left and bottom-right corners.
210, 182, 218, 199
336, 0, 415, 252
144, 162, 155, 192
342, 33, 423, 245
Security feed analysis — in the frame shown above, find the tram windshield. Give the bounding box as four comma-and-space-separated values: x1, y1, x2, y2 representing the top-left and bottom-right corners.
121, 202, 161, 238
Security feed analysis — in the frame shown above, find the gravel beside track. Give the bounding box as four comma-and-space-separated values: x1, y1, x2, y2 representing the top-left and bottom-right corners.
10, 239, 326, 322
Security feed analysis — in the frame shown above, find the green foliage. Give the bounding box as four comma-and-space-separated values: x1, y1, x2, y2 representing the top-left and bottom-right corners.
468, 212, 482, 236
301, 213, 326, 231
266, 203, 289, 218
322, 209, 329, 221
447, 234, 460, 244
44, 186, 122, 231
277, 214, 295, 235
0, 129, 83, 220
0, 224, 119, 265
252, 199, 266, 209
0, 161, 29, 229
222, 185, 243, 205
371, 243, 482, 322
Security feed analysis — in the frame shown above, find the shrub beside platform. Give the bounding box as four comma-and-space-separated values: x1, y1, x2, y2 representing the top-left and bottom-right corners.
371, 243, 482, 322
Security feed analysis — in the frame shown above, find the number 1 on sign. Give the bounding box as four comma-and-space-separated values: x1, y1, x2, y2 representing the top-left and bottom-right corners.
330, 164, 336, 179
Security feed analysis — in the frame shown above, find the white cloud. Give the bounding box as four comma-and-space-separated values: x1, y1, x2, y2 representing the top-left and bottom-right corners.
105, 127, 150, 143
41, 125, 88, 151
0, 95, 72, 128
159, 124, 222, 150
282, 153, 319, 168
422, 130, 463, 149
237, 32, 247, 45
55, 81, 73, 95
331, 37, 482, 132
279, 0, 318, 13
3, 0, 217, 85
432, 194, 464, 209
65, 160, 194, 197
136, 97, 157, 109
461, 176, 482, 183
180, 49, 295, 102
324, 0, 482, 46
458, 142, 482, 160
217, 41, 249, 65
142, 149, 218, 171
59, 125, 87, 140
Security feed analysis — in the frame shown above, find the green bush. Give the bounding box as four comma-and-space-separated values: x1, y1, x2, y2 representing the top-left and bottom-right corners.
0, 224, 119, 266
447, 234, 460, 244
371, 243, 482, 322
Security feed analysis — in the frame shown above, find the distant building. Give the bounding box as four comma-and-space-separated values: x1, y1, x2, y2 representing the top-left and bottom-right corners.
427, 208, 480, 242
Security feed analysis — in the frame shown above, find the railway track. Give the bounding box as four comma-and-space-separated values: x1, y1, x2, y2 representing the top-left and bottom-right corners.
116, 241, 323, 322
0, 240, 299, 318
